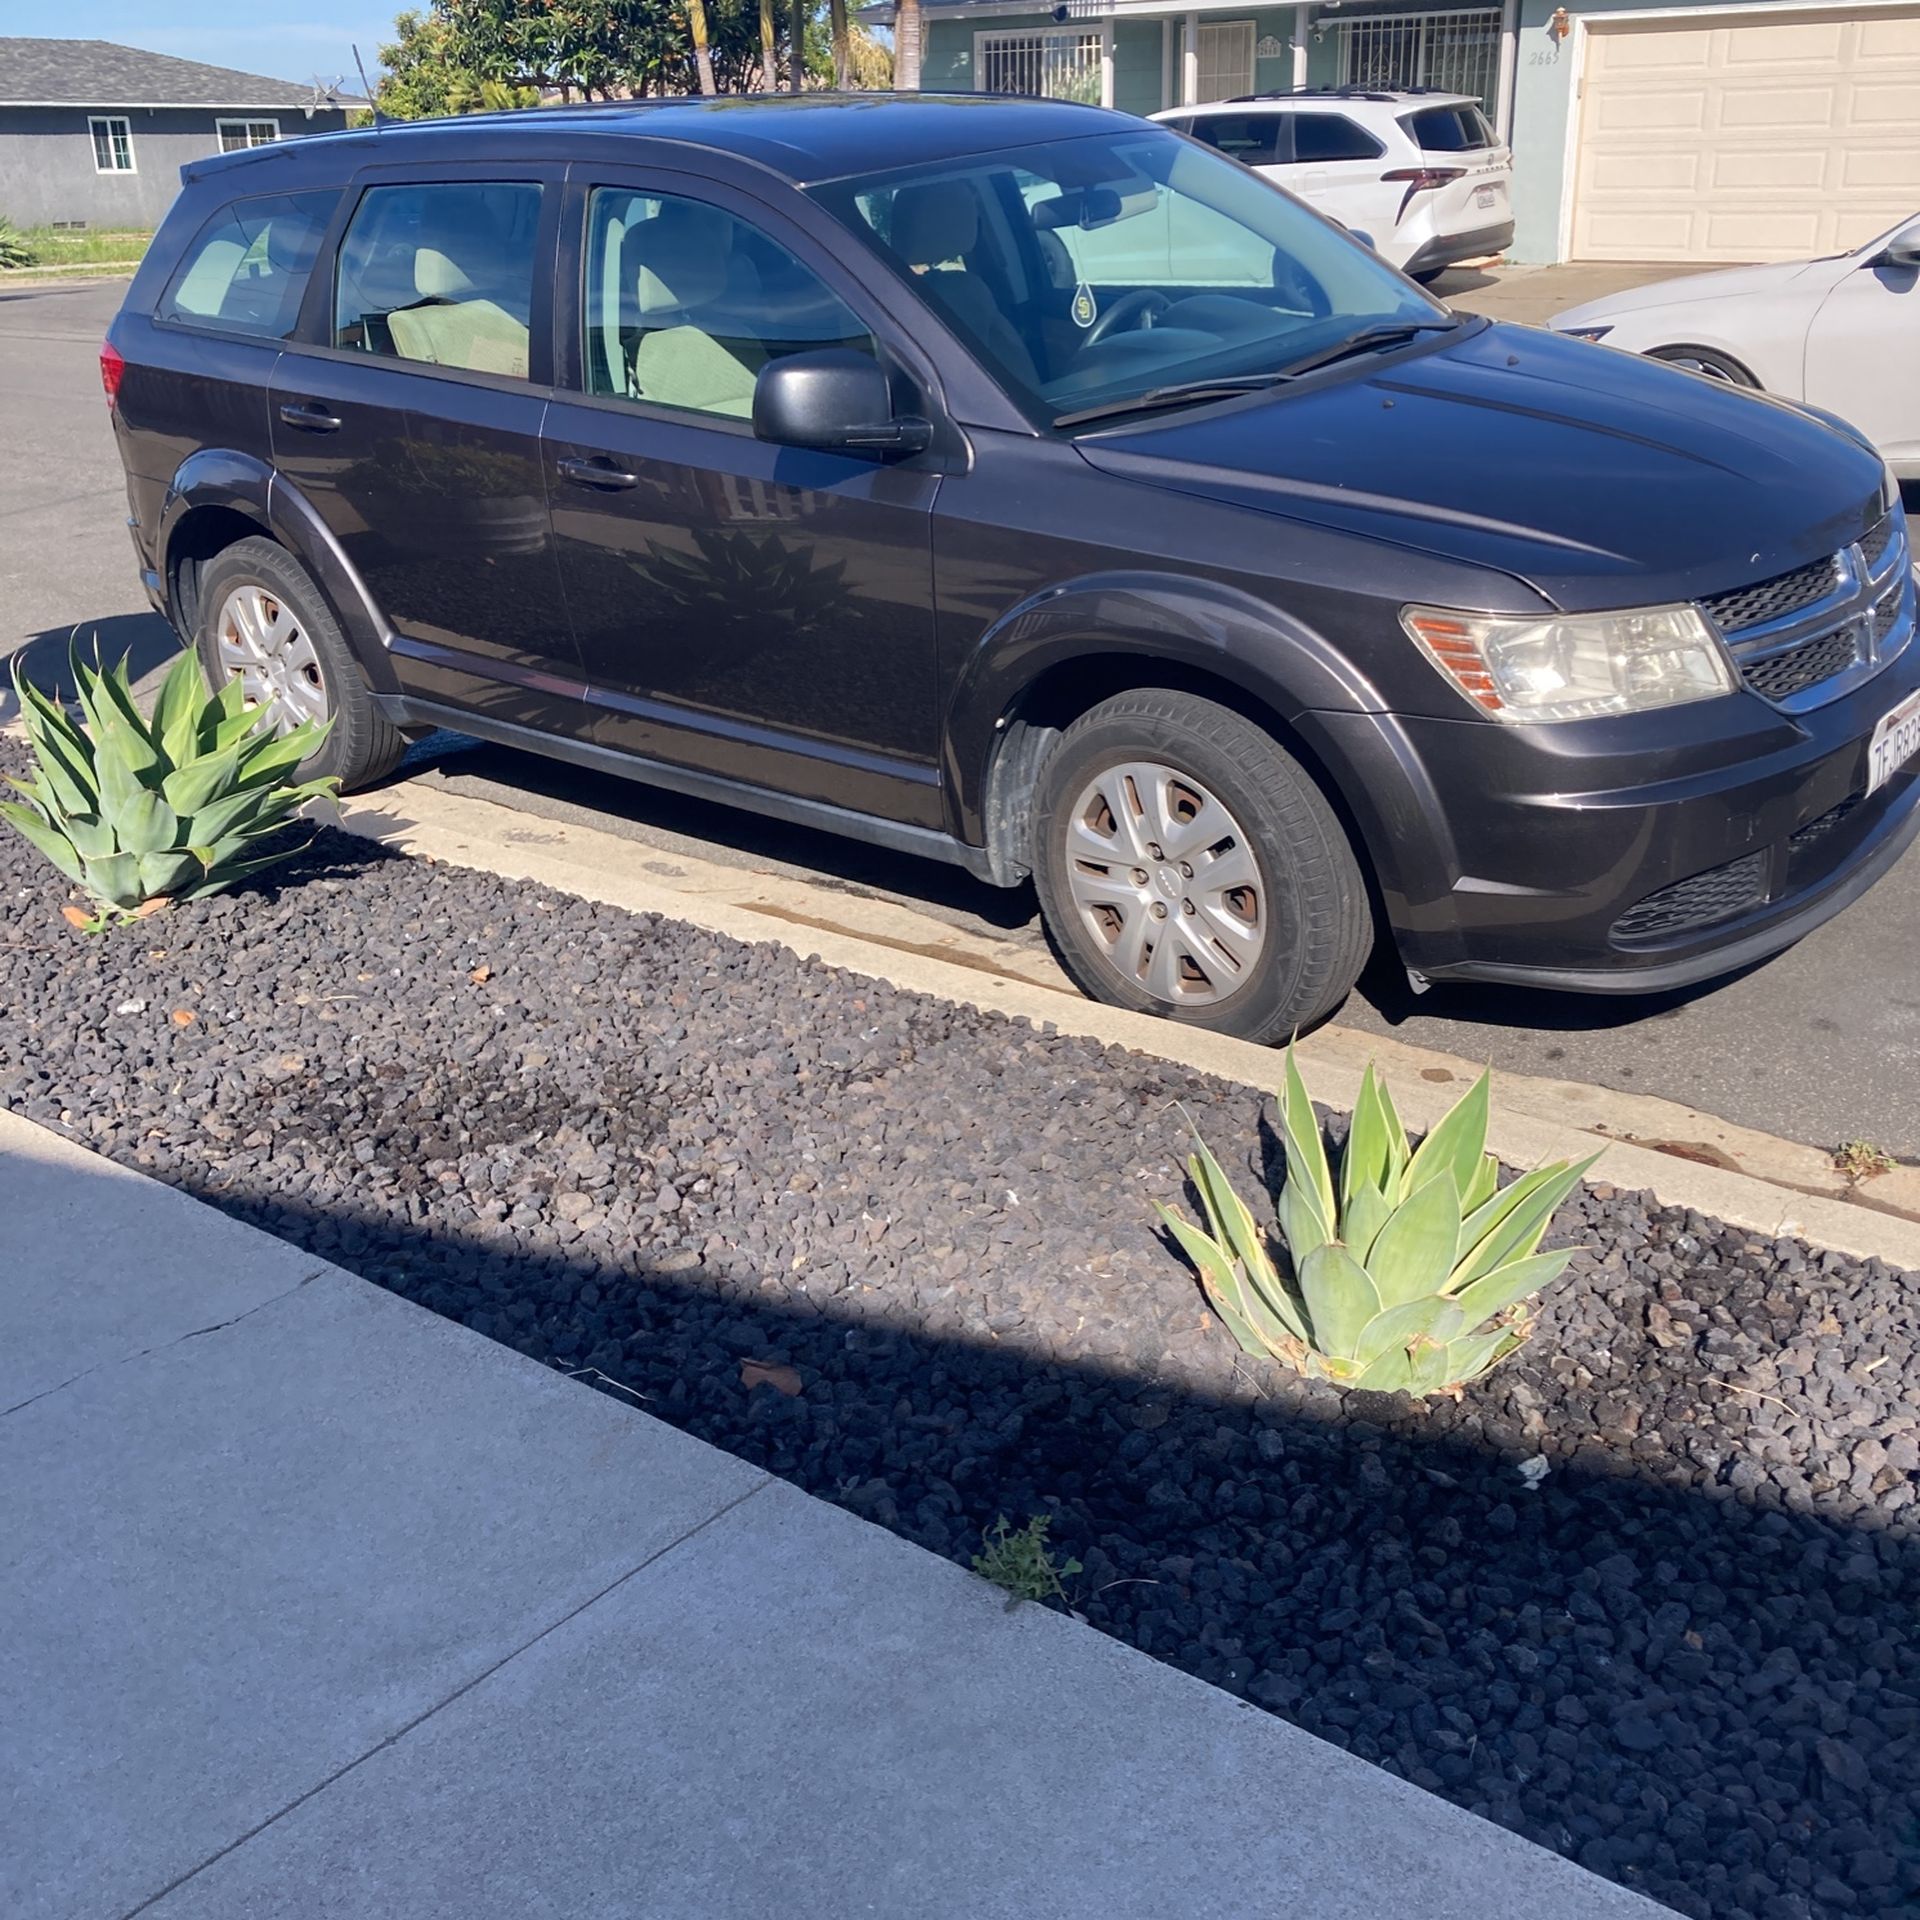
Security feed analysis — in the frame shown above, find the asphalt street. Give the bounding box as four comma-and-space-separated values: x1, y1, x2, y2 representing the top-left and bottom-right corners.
4, 275, 1915, 1157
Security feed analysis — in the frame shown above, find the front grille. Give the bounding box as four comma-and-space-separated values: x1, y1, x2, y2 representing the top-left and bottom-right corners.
1789, 795, 1862, 854
1612, 851, 1768, 947
1739, 628, 1860, 703
1870, 582, 1905, 652
1702, 555, 1842, 635
1862, 512, 1898, 577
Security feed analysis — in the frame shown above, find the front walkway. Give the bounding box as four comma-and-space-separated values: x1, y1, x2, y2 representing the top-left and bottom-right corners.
1, 1108, 1667, 1920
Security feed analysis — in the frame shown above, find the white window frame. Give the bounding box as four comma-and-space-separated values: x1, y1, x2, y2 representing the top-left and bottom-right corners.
89, 115, 135, 175
217, 117, 282, 153
972, 24, 1114, 107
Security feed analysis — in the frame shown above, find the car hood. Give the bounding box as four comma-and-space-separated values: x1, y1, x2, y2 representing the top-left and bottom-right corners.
1548, 257, 1838, 328
1073, 320, 1884, 612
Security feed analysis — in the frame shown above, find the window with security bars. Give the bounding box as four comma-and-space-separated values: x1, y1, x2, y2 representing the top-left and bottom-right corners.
976, 29, 1104, 104
1337, 9, 1502, 117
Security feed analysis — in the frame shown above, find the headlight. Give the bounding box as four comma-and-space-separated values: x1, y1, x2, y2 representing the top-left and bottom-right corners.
1401, 604, 1736, 724
1557, 324, 1613, 343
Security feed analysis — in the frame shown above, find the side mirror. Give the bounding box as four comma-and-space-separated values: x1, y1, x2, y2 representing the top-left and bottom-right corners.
1348, 228, 1378, 252
752, 350, 931, 457
1875, 231, 1920, 271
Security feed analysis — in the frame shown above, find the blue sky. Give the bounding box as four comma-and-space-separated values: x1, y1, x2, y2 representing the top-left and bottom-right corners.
36, 4, 401, 86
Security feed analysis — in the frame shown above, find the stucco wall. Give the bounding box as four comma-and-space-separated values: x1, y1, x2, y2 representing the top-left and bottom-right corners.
0, 105, 351, 230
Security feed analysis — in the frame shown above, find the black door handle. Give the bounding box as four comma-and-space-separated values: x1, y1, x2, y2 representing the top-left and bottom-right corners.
556, 455, 637, 490
278, 401, 341, 432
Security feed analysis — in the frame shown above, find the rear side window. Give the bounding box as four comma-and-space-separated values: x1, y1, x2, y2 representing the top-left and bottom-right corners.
159, 190, 336, 338
1187, 113, 1285, 167
333, 181, 543, 380
1289, 115, 1385, 163
1404, 105, 1496, 152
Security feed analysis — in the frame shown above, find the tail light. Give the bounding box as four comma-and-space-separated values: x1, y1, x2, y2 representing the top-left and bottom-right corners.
1380, 166, 1466, 220
99, 339, 125, 410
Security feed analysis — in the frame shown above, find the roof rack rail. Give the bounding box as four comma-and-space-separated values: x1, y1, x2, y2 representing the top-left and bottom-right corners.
1221, 84, 1466, 103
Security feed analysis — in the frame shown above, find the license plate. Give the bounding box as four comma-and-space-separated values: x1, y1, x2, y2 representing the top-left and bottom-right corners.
1474, 185, 1498, 209
1868, 687, 1920, 794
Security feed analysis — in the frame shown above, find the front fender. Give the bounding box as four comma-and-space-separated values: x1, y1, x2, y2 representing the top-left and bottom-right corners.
941, 569, 1388, 841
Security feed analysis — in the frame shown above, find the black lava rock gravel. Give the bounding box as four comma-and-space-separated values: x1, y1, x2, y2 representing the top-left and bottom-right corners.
2, 788, 1916, 1920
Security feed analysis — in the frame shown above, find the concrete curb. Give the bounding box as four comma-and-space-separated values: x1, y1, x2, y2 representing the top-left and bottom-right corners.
333, 778, 1920, 1271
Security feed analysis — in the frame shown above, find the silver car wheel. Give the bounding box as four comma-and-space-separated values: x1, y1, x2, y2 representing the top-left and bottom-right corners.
214, 583, 328, 735
1063, 759, 1267, 1007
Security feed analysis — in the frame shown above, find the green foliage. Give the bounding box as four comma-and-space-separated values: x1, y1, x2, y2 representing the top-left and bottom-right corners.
1834, 1138, 1897, 1183
1, 645, 337, 932
1157, 1050, 1596, 1397
972, 1515, 1081, 1608
0, 217, 37, 269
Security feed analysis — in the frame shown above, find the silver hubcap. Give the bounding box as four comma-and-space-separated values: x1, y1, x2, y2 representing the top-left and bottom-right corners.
1665, 354, 1739, 384
1063, 760, 1267, 1007
214, 584, 327, 735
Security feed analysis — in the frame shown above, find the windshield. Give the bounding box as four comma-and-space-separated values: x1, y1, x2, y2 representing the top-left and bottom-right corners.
811, 128, 1449, 428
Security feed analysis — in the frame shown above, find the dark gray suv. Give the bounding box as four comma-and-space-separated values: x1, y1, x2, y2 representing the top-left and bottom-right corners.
103, 94, 1919, 1042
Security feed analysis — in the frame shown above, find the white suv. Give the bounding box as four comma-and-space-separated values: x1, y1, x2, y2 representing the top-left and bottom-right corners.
1151, 90, 1513, 281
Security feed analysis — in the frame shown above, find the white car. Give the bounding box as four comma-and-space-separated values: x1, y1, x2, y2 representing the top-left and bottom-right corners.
1151, 89, 1513, 281
1551, 215, 1920, 481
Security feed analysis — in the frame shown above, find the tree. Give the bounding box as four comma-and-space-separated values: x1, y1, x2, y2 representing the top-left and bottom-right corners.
759, 0, 777, 87
893, 0, 922, 89
687, 0, 719, 92
373, 8, 484, 117
828, 0, 848, 85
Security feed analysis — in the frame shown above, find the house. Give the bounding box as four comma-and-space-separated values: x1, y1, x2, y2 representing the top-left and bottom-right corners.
0, 38, 358, 230
878, 0, 1920, 266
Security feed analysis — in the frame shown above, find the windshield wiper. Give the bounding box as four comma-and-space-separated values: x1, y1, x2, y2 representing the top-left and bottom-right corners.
1052, 318, 1459, 430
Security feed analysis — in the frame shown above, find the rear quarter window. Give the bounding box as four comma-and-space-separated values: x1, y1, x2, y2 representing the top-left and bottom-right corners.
1403, 105, 1496, 152
158, 190, 337, 338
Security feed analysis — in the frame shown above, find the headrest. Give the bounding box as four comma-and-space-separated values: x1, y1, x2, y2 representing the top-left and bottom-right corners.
890, 181, 979, 268
635, 204, 729, 317
414, 248, 474, 299
262, 217, 319, 275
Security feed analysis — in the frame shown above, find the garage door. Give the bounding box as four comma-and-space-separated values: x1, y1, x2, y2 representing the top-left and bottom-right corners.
1569, 5, 1920, 262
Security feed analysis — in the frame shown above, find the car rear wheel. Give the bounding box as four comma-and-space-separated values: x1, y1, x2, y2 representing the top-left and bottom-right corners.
1647, 345, 1759, 388
194, 537, 404, 791
1031, 689, 1371, 1043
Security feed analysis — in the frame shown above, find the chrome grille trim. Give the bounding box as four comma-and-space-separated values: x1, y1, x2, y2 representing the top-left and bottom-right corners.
1699, 507, 1913, 713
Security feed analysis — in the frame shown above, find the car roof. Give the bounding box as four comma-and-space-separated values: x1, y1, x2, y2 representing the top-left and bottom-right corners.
184, 91, 1147, 190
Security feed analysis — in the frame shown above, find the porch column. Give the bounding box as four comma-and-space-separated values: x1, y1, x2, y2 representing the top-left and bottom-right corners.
1181, 10, 1200, 103
1292, 3, 1311, 89
1494, 0, 1519, 140
1101, 19, 1116, 107
1161, 18, 1173, 109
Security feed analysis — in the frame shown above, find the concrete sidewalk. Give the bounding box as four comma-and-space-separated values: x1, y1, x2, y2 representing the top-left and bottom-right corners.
1, 1109, 1669, 1920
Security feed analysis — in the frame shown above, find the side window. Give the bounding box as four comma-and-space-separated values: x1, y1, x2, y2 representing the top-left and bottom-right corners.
1187, 114, 1285, 168
584, 187, 875, 421
334, 181, 543, 380
159, 190, 337, 338
1290, 115, 1386, 163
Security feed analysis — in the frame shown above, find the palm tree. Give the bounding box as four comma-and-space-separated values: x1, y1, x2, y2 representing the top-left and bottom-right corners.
893, 0, 922, 89
790, 0, 806, 89
687, 0, 718, 93
829, 0, 850, 85
760, 0, 777, 88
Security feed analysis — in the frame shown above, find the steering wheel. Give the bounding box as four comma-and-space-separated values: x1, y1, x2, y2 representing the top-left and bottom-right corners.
1082, 288, 1172, 348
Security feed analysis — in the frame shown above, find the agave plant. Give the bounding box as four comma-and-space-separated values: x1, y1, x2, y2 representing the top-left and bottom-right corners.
0, 217, 35, 271
1157, 1050, 1596, 1396
1, 644, 336, 931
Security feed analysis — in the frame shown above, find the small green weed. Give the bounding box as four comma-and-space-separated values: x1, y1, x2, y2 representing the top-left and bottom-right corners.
972, 1514, 1080, 1608
1834, 1139, 1897, 1184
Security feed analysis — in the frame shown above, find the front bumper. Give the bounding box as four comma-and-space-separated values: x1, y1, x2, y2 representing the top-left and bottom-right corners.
1308, 597, 1920, 995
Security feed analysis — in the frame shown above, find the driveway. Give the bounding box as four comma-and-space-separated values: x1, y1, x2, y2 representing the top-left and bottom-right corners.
6, 275, 1917, 1158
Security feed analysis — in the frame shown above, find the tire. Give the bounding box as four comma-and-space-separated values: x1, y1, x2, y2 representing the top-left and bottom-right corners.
194, 537, 404, 791
1646, 345, 1759, 389
1031, 689, 1371, 1043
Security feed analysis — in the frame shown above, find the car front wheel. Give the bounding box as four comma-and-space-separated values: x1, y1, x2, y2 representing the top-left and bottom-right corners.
193, 537, 404, 791
1031, 689, 1371, 1043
